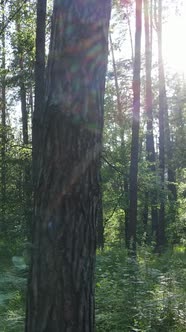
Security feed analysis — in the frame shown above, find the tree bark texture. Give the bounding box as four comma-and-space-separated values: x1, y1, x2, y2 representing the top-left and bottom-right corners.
25, 1, 111, 331
128, 0, 142, 252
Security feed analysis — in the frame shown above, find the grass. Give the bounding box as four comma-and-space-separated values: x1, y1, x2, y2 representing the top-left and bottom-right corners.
0, 244, 186, 331
96, 245, 186, 332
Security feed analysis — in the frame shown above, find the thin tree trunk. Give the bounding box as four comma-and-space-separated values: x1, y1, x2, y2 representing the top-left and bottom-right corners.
124, 177, 129, 247
29, 85, 34, 119
164, 94, 177, 209
128, 0, 142, 253
109, 33, 130, 246
157, 0, 166, 249
20, 82, 28, 144
96, 174, 104, 249
25, 0, 47, 325
25, 1, 111, 331
0, 0, 6, 233
16, 18, 29, 147
144, 0, 158, 241
126, 8, 134, 62
16, 16, 31, 238
32, 0, 47, 188
109, 33, 123, 124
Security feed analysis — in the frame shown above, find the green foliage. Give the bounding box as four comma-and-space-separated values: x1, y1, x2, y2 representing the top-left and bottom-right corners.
0, 255, 26, 332
0, 0, 186, 330
1, 247, 186, 332
96, 246, 186, 332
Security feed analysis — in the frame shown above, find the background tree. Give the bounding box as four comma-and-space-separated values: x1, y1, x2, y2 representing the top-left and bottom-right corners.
32, 0, 47, 189
143, 0, 158, 241
156, 0, 166, 249
128, 0, 142, 252
0, 0, 6, 233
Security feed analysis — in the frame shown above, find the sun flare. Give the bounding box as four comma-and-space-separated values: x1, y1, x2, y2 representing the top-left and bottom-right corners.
163, 5, 186, 75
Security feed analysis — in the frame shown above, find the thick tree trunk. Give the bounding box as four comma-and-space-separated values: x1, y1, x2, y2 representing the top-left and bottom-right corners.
25, 1, 111, 331
128, 0, 142, 252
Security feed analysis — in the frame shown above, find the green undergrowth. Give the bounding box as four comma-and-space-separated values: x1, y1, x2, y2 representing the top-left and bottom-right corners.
0, 245, 186, 331
0, 248, 26, 332
96, 245, 186, 332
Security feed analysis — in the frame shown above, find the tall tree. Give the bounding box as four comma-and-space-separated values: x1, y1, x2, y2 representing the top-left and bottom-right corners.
157, 0, 166, 249
128, 0, 142, 252
32, 0, 47, 188
25, 0, 111, 331
109, 32, 130, 246
0, 0, 6, 233
143, 0, 158, 240
14, 3, 32, 237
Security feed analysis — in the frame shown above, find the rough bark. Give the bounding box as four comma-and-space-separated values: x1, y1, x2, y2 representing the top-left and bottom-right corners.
25, 1, 111, 331
128, 0, 142, 252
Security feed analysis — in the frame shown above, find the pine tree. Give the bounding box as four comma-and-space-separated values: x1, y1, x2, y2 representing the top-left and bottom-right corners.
128, 0, 142, 252
25, 1, 111, 331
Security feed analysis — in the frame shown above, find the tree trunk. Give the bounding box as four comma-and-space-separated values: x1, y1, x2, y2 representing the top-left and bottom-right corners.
0, 0, 6, 233
96, 174, 104, 249
16, 16, 31, 238
144, 0, 158, 241
164, 90, 177, 219
32, 0, 47, 189
124, 177, 129, 247
25, 1, 111, 331
109, 33, 129, 246
126, 7, 134, 62
128, 0, 142, 252
157, 0, 166, 249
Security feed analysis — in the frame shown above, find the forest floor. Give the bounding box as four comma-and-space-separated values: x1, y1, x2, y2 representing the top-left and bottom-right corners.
0, 244, 186, 332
